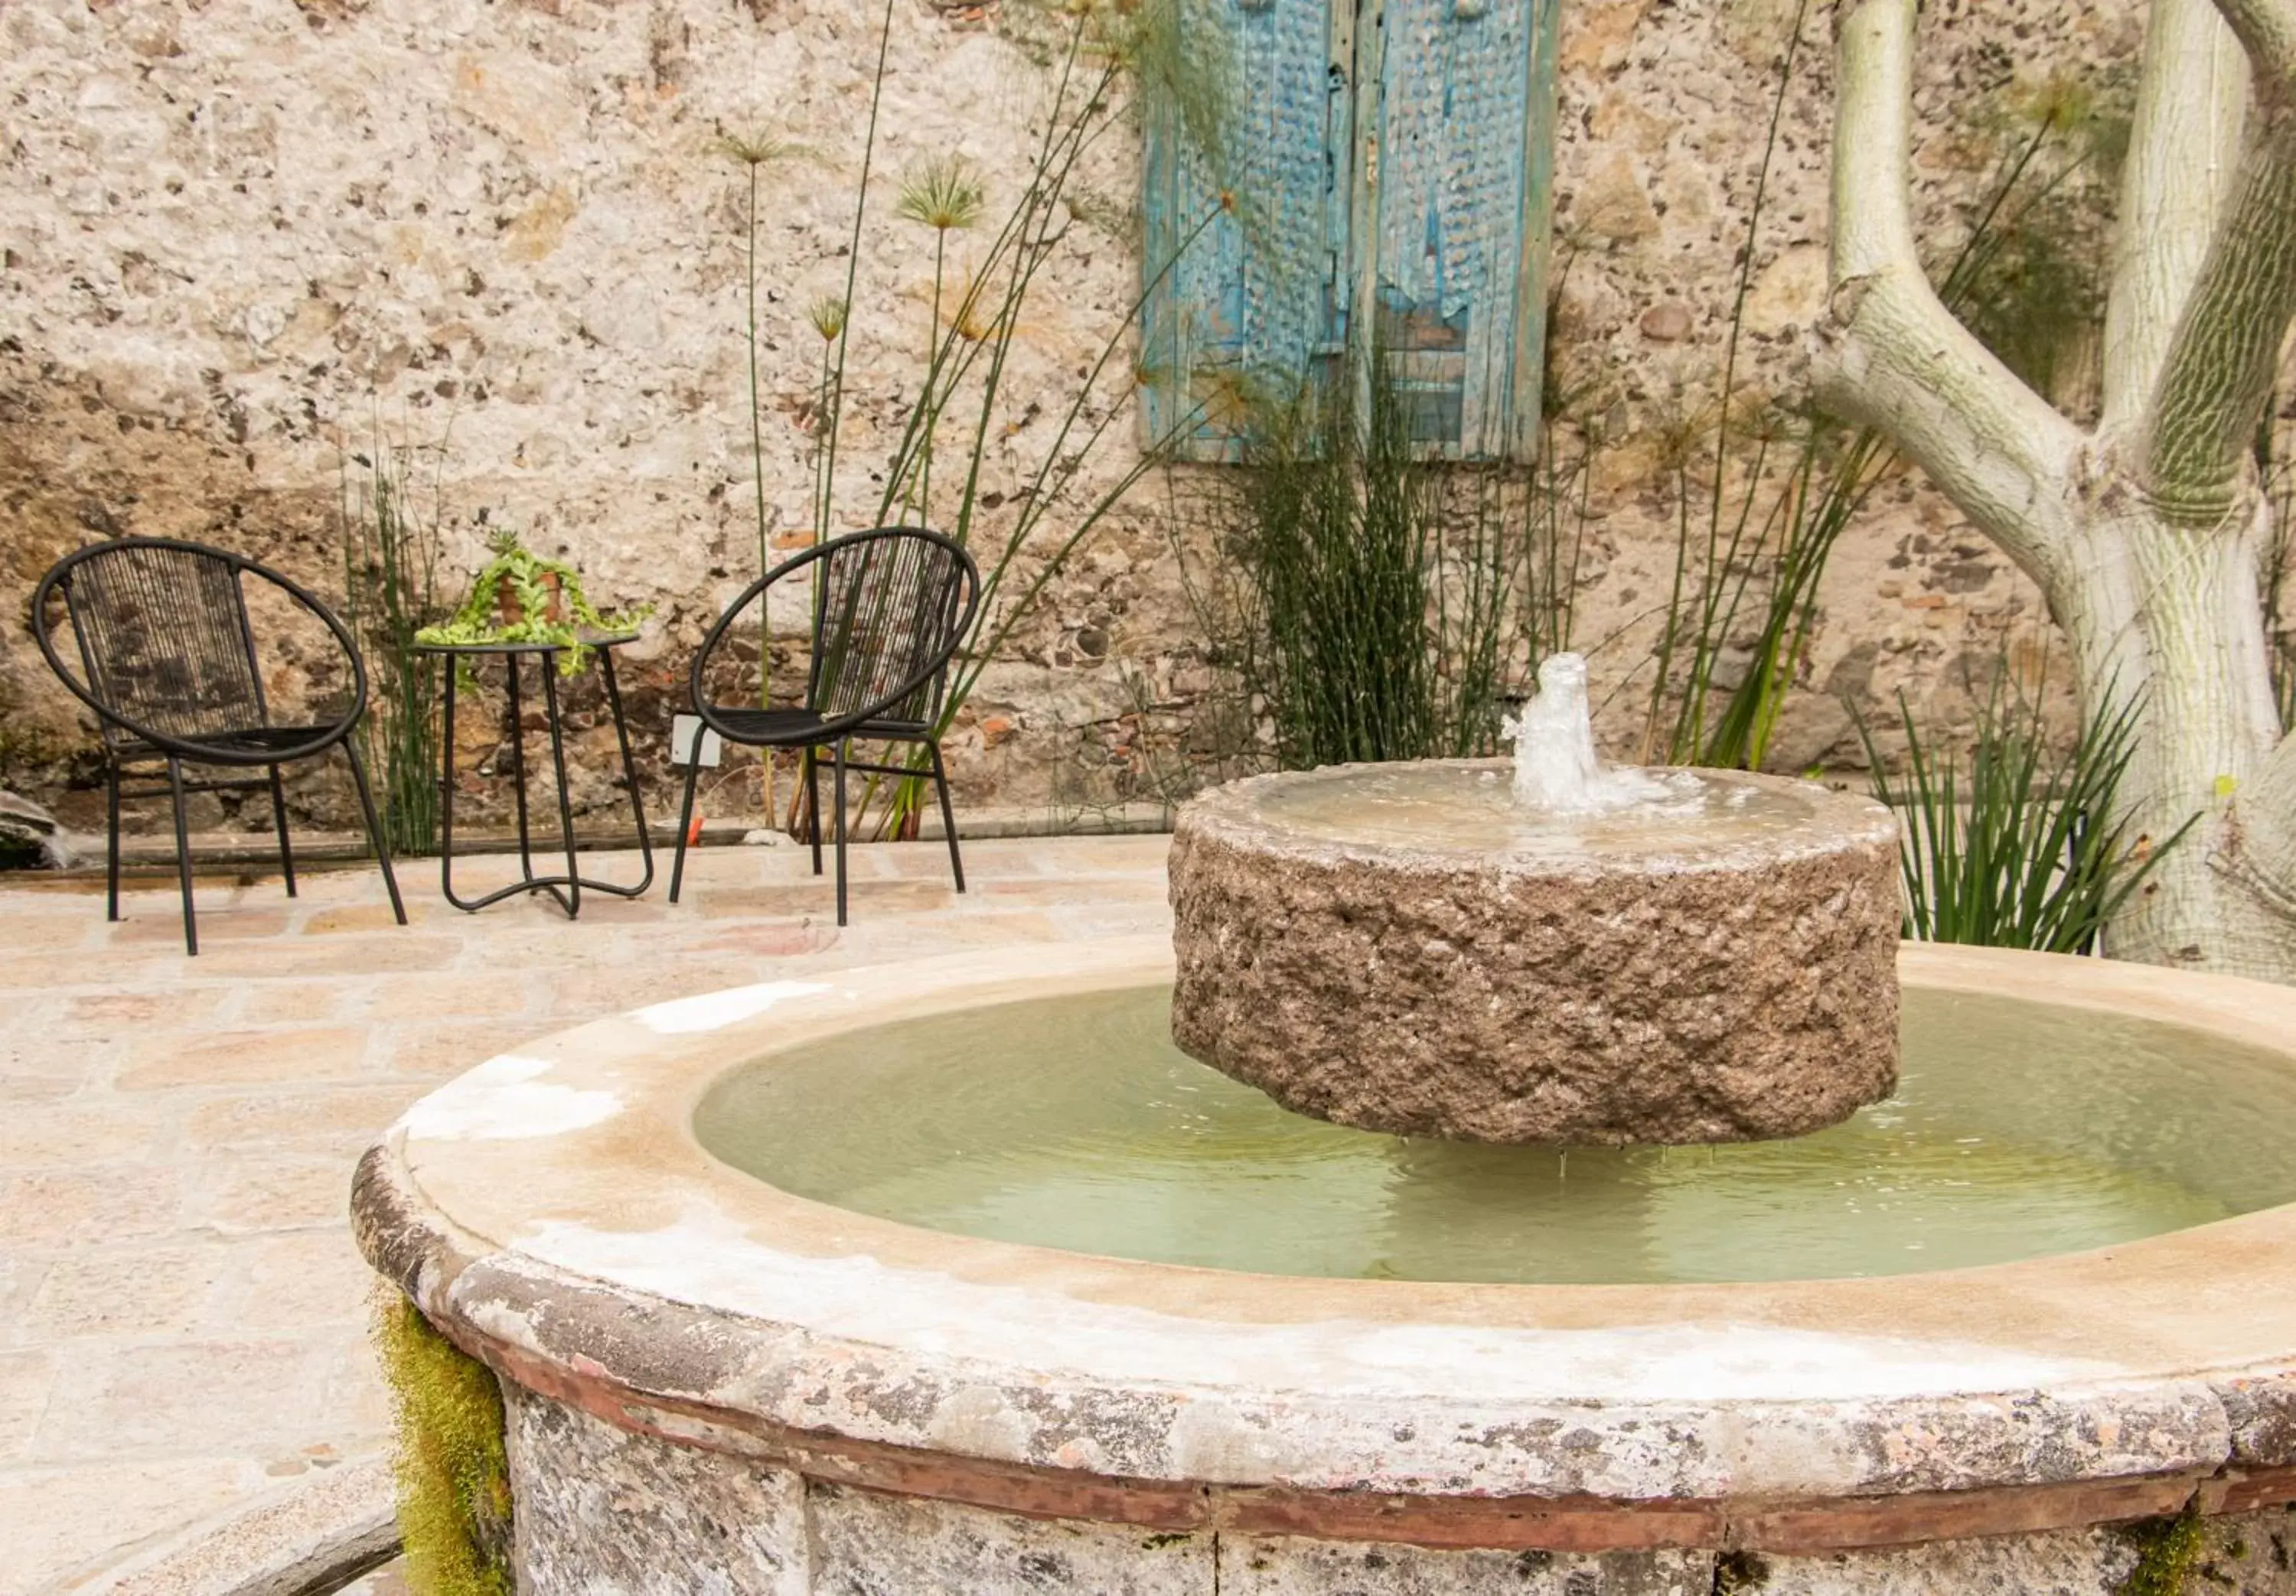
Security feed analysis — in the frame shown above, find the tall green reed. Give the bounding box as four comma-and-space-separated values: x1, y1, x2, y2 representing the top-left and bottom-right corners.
339, 435, 448, 856
713, 133, 807, 583
1633, 8, 2123, 773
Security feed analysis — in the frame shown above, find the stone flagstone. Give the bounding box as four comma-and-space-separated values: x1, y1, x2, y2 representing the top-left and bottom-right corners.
0, 835, 1172, 1595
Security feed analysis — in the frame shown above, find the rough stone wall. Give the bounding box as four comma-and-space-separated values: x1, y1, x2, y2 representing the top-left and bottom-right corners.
1540, 0, 2137, 776
507, 1383, 2296, 1596
0, 0, 2141, 836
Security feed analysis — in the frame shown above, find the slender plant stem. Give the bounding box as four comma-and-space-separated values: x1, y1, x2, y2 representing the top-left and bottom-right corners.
920, 228, 945, 526
744, 162, 768, 581
819, 0, 900, 541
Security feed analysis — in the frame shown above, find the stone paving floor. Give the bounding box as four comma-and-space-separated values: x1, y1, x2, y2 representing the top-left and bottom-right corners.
0, 834, 1173, 1595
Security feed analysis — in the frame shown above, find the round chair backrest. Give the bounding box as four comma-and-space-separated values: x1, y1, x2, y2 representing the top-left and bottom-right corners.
805, 528, 980, 726
34, 537, 366, 758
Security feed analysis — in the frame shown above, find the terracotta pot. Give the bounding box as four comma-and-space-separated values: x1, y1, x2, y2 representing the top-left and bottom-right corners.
496, 570, 566, 628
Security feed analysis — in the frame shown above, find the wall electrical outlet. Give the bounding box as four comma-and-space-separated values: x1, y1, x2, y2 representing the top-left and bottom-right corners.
670, 715, 723, 767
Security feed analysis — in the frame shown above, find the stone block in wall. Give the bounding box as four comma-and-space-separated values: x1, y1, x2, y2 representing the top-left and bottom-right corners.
1217, 1536, 1709, 1594
1745, 1526, 2136, 1595
506, 1387, 808, 1596
807, 1480, 1212, 1595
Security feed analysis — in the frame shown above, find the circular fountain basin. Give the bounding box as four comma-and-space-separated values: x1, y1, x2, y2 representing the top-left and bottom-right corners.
355, 938, 2296, 1594
1169, 762, 1901, 1145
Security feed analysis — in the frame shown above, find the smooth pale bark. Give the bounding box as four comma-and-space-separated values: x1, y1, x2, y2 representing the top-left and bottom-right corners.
1817, 0, 2296, 982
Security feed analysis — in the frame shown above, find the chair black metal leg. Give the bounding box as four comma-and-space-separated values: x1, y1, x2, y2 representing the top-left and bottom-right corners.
166, 757, 197, 956
804, 745, 824, 877
344, 740, 408, 927
105, 760, 122, 923
833, 738, 849, 927
267, 765, 297, 898
439, 657, 461, 907
669, 720, 705, 904
927, 740, 965, 894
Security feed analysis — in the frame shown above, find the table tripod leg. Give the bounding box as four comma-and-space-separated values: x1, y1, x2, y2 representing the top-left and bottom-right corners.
543, 663, 581, 919
439, 657, 468, 910
600, 650, 653, 895
507, 657, 534, 884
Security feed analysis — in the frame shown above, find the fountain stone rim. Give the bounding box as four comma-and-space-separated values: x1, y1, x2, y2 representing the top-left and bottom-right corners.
355, 935, 2296, 1543
1179, 759, 1900, 875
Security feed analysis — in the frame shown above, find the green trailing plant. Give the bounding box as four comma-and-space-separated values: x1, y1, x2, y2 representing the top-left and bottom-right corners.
1857, 661, 2193, 954
341, 436, 449, 858
416, 528, 651, 681
375, 1292, 513, 1596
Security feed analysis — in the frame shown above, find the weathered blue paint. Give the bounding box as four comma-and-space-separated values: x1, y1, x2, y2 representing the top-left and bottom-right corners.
1142, 0, 1559, 461
1141, 0, 1350, 460
1362, 0, 1558, 457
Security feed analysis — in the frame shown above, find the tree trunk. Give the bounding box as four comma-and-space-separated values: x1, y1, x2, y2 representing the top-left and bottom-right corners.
2053, 485, 2293, 976
1818, 0, 2296, 982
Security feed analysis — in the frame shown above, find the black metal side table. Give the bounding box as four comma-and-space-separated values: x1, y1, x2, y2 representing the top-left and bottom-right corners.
419, 634, 653, 918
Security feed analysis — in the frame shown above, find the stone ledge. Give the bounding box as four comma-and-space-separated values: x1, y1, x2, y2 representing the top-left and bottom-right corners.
67, 1456, 396, 1596
435, 1339, 2296, 1557
352, 941, 2296, 1551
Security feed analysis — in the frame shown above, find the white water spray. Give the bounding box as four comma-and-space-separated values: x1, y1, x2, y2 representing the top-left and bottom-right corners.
1501, 653, 1681, 814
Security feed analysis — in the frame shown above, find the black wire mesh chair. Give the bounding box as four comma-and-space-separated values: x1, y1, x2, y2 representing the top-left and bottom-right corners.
32, 536, 408, 955
670, 526, 981, 925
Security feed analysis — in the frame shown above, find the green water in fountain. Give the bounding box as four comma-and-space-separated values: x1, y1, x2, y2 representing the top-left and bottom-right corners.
694, 984, 2296, 1283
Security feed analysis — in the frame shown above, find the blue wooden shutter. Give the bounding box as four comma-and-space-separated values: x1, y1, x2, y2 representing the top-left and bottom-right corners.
1141, 0, 1354, 461
1140, 0, 1557, 461
1355, 0, 1559, 459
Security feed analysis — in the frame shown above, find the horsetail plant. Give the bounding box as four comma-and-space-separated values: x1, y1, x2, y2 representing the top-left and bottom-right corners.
712, 132, 807, 581
339, 432, 449, 858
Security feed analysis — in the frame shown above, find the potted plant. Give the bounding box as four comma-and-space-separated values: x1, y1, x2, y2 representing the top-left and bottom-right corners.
417, 529, 652, 677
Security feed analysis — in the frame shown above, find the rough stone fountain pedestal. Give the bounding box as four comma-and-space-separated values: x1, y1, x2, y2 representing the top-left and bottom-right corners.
1169, 761, 1902, 1144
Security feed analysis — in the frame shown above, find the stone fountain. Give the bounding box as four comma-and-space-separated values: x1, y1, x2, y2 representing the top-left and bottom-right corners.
1169, 653, 1902, 1144
354, 653, 2296, 1594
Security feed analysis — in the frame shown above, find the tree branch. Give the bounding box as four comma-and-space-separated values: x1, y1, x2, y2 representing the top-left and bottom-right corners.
2212, 0, 2296, 83
2100, 0, 2250, 433
2141, 0, 2296, 524
1815, 0, 2083, 596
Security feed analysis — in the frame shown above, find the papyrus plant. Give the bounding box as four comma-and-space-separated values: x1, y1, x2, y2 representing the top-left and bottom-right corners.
725, 0, 1231, 840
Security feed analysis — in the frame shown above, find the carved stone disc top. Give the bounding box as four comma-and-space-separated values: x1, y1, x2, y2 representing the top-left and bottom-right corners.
1167, 761, 1903, 1145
